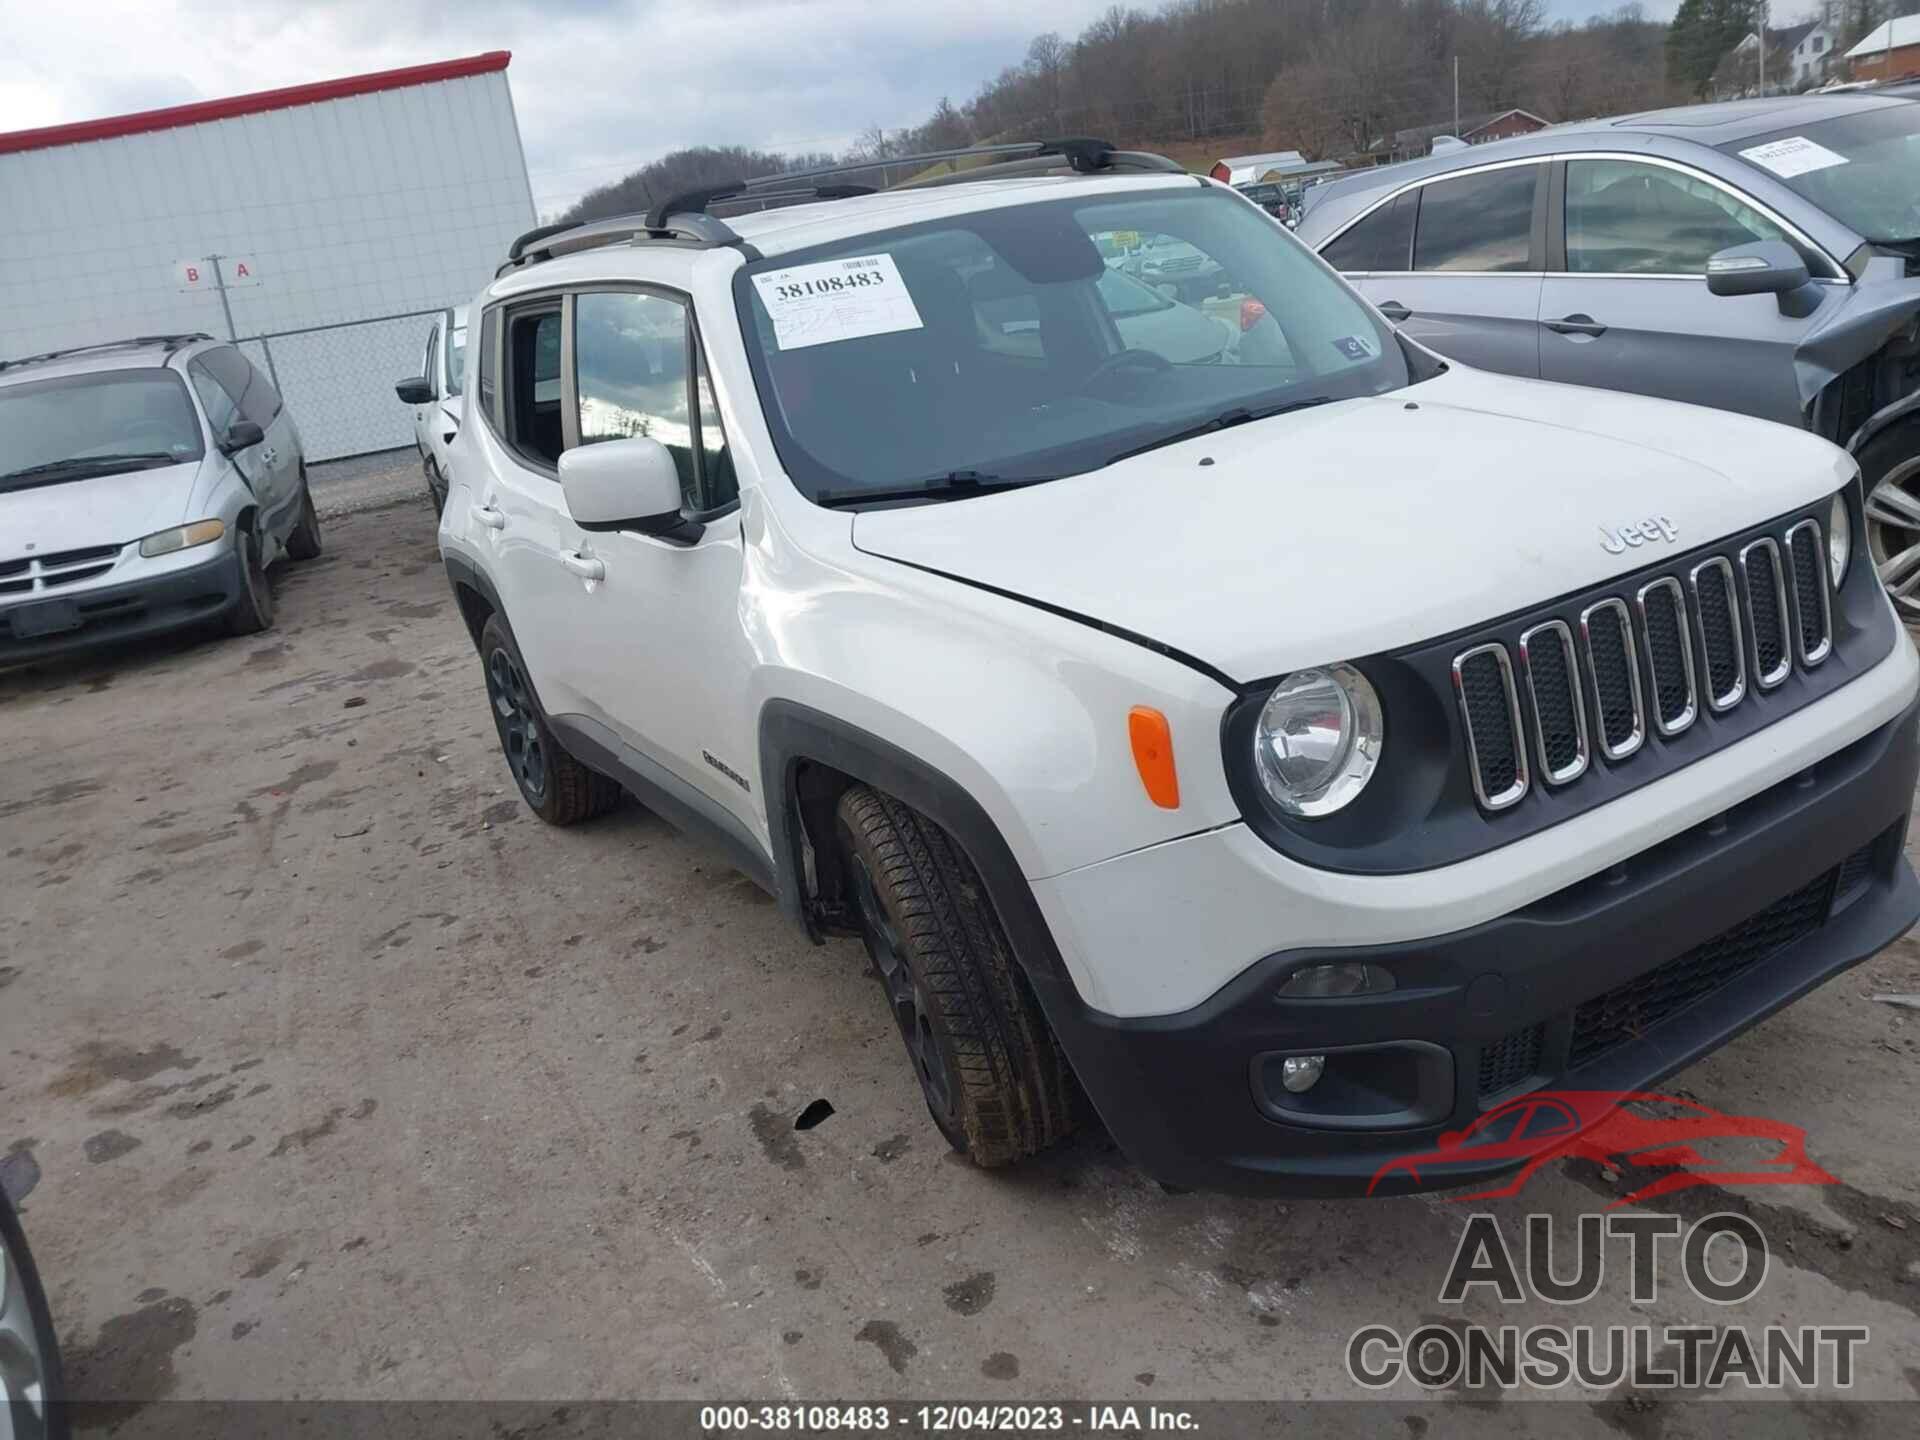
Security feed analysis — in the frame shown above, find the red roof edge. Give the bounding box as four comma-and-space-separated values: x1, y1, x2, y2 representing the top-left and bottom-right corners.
0, 51, 512, 157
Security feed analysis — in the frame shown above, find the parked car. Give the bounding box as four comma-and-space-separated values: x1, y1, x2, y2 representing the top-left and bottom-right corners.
1123, 232, 1229, 303
1295, 94, 1920, 612
441, 141, 1918, 1196
1, 1184, 67, 1439
0, 334, 320, 663
1235, 181, 1290, 221
394, 306, 467, 512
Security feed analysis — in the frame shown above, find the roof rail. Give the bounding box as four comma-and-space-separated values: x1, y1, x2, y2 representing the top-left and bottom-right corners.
496, 137, 1183, 277
0, 333, 213, 372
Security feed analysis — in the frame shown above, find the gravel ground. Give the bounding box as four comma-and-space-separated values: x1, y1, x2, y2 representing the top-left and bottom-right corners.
306, 447, 426, 519
2, 501, 1919, 1434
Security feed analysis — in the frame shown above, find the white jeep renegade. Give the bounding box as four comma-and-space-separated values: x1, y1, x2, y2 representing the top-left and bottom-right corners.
440, 141, 1920, 1196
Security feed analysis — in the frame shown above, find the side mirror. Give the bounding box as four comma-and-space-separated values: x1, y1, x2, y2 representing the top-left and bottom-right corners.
558, 436, 699, 542
1707, 240, 1821, 317
394, 376, 434, 405
219, 419, 265, 454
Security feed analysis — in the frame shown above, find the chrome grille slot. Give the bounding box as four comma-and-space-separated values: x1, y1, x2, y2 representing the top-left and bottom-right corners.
1517, 620, 1588, 785
1452, 642, 1529, 811
1784, 519, 1832, 666
1579, 598, 1645, 762
1739, 538, 1791, 689
1635, 577, 1696, 737
0, 543, 124, 597
1689, 557, 1745, 712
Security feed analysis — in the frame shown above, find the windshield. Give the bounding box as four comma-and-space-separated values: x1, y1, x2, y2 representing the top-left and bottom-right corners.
1722, 105, 1920, 244
735, 187, 1407, 502
0, 368, 203, 492
446, 326, 468, 397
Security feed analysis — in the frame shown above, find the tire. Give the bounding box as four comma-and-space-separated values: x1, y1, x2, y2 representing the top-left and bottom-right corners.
424, 457, 448, 514
477, 612, 621, 825
1861, 416, 1920, 617
224, 524, 275, 636
834, 785, 1076, 1167
285, 475, 323, 561
0, 1194, 68, 1440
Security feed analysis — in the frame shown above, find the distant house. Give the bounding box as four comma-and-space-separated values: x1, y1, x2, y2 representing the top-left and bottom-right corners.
1387, 109, 1550, 160
1847, 13, 1920, 81
1208, 149, 1343, 186
1724, 21, 1833, 92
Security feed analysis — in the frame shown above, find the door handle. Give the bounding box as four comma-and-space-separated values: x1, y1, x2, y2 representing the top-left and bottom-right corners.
560, 551, 605, 582
1544, 313, 1608, 337
1377, 300, 1412, 322
474, 504, 507, 530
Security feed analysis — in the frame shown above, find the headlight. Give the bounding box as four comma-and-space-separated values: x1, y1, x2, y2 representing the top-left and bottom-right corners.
1253, 663, 1383, 818
139, 518, 226, 558
1828, 491, 1851, 588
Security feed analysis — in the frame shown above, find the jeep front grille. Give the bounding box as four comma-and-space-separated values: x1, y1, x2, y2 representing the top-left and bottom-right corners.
1452, 643, 1527, 809
1785, 519, 1832, 666
1690, 557, 1745, 711
1452, 511, 1841, 814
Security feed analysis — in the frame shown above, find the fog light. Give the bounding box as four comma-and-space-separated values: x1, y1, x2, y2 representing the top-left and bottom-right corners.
1280, 1055, 1325, 1093
1276, 962, 1395, 999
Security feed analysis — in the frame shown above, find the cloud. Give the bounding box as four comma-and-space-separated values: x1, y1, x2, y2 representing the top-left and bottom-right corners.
6, 0, 1121, 218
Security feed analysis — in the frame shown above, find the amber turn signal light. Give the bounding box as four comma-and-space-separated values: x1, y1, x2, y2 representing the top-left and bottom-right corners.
1128, 706, 1180, 809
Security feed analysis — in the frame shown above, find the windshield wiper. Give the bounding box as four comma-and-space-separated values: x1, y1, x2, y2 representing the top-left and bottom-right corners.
815, 470, 1056, 509
1105, 397, 1338, 467
0, 452, 180, 483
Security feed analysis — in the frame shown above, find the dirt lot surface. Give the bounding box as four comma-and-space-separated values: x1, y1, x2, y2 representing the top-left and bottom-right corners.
4, 489, 1920, 1433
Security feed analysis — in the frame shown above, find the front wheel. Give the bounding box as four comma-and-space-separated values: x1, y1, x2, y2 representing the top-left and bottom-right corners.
224, 525, 275, 636
285, 475, 323, 561
834, 785, 1076, 1167
477, 613, 620, 825
424, 457, 448, 514
1863, 417, 1920, 617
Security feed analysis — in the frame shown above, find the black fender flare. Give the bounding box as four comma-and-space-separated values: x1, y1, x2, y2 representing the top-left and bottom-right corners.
757, 699, 1071, 987
442, 552, 506, 651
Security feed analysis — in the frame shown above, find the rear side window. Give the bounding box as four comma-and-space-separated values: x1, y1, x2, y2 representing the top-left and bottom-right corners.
1322, 191, 1416, 273
504, 306, 563, 467
1413, 167, 1538, 273
477, 308, 500, 418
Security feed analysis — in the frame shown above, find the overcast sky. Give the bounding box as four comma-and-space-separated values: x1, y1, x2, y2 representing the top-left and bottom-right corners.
9, 1, 1687, 218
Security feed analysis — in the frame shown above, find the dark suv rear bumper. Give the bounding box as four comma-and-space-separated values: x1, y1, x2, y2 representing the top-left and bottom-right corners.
1034, 694, 1920, 1197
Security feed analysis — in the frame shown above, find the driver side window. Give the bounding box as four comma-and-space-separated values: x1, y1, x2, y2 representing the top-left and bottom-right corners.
188, 360, 239, 438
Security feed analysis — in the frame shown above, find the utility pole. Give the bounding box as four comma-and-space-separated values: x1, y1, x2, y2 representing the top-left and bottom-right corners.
1759, 0, 1768, 94
204, 252, 282, 391
1453, 55, 1460, 137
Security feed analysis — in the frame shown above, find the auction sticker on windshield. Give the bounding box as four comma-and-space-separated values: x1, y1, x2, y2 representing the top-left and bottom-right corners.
751, 254, 924, 350
1738, 135, 1850, 179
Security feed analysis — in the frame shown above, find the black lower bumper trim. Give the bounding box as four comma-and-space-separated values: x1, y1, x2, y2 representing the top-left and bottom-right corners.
0, 549, 241, 664
1033, 692, 1920, 1197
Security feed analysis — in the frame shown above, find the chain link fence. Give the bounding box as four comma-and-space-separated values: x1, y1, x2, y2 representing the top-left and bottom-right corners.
233, 308, 453, 464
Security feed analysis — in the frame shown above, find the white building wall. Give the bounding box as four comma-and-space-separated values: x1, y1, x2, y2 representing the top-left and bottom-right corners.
0, 66, 534, 459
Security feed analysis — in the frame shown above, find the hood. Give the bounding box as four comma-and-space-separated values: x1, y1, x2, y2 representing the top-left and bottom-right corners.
851, 367, 1854, 682
0, 461, 203, 560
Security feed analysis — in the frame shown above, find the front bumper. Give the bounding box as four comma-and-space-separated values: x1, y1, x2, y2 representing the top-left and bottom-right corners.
0, 547, 241, 664
1031, 693, 1920, 1197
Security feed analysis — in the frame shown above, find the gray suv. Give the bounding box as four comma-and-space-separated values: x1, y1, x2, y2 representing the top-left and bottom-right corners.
1296, 95, 1920, 611
0, 333, 320, 662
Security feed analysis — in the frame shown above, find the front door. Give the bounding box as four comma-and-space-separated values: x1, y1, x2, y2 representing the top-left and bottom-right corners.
474, 299, 593, 719
1369, 162, 1548, 378
556, 288, 761, 838
1538, 157, 1825, 425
